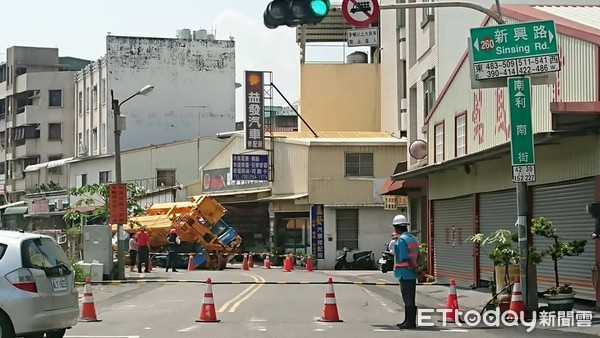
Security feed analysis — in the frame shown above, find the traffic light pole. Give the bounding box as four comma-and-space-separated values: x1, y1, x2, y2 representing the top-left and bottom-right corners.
379, 1, 505, 24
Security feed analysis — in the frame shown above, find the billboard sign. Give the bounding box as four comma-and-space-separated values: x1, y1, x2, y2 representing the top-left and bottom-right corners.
245, 71, 265, 150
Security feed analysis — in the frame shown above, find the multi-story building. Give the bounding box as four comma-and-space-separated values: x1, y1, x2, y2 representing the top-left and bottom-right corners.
74, 30, 236, 158
391, 4, 600, 307
0, 46, 89, 202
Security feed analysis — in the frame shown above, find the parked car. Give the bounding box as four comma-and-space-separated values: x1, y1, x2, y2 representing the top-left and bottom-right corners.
0, 230, 78, 338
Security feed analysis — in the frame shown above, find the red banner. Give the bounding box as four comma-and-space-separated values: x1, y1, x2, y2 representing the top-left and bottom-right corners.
109, 184, 128, 225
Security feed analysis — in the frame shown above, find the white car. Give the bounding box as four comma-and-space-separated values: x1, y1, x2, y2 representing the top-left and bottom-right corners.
0, 230, 79, 338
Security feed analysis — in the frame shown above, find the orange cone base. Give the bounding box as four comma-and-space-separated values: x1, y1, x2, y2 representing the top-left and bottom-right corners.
317, 318, 343, 323
196, 319, 221, 323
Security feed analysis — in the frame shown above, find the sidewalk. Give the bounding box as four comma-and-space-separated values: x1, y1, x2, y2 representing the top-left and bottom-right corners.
416, 284, 600, 335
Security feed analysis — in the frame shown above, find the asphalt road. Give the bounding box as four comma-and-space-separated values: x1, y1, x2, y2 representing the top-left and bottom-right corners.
66, 267, 600, 338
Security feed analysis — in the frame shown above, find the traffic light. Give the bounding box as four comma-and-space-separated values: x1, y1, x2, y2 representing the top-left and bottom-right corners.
263, 0, 330, 29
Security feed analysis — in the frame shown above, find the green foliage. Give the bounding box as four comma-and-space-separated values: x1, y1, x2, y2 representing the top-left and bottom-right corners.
63, 182, 148, 226
531, 217, 586, 293
418, 243, 428, 271
70, 260, 87, 283
467, 229, 544, 267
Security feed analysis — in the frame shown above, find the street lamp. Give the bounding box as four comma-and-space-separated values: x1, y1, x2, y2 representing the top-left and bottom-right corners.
110, 84, 154, 280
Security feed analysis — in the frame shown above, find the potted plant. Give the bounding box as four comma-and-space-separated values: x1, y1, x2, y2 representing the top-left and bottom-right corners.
531, 217, 586, 312
468, 229, 544, 312
416, 243, 434, 282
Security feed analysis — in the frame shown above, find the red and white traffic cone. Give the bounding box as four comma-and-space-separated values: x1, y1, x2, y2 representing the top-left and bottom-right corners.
318, 278, 342, 322
305, 255, 314, 272
264, 255, 271, 269
441, 279, 462, 323
507, 276, 525, 321
79, 277, 101, 322
196, 278, 220, 323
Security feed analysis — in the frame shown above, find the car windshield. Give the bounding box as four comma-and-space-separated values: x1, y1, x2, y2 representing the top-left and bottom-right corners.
21, 237, 70, 271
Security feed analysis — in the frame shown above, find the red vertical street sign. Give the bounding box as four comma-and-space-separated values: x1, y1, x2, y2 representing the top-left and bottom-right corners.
109, 183, 128, 225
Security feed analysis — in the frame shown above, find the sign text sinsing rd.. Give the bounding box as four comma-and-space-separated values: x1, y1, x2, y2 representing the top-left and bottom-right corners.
470, 20, 560, 80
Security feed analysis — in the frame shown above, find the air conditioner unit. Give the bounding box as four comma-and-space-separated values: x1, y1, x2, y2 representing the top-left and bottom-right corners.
78, 143, 88, 155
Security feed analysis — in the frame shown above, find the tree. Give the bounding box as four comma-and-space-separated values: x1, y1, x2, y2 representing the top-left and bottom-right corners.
63, 182, 148, 228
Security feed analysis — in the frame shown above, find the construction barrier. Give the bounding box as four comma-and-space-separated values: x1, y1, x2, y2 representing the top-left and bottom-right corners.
76, 279, 449, 286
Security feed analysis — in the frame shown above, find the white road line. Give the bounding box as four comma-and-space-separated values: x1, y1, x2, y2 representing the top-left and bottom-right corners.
228, 274, 266, 312
441, 329, 469, 332
363, 288, 395, 314
373, 329, 398, 332
217, 274, 260, 312
249, 318, 268, 322
177, 325, 198, 332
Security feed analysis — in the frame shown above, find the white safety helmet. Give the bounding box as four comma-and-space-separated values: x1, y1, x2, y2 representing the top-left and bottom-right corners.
392, 214, 409, 228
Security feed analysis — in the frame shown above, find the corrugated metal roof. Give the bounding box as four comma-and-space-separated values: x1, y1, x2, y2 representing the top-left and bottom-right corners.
532, 5, 600, 30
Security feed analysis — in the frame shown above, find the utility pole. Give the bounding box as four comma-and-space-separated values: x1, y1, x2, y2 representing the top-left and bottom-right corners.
111, 91, 125, 280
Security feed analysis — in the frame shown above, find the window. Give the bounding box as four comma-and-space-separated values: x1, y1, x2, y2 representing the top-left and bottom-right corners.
13, 125, 40, 146
78, 91, 83, 114
48, 155, 62, 174
48, 123, 61, 140
85, 87, 90, 111
0, 244, 6, 260
0, 131, 5, 147
24, 157, 39, 169
99, 171, 111, 183
345, 153, 374, 177
157, 169, 176, 187
336, 209, 358, 250
455, 113, 466, 157
396, 0, 406, 27
75, 173, 87, 188
100, 80, 106, 105
423, 68, 436, 118
49, 90, 62, 107
21, 238, 70, 277
421, 0, 434, 27
92, 85, 98, 109
100, 123, 106, 151
434, 122, 444, 163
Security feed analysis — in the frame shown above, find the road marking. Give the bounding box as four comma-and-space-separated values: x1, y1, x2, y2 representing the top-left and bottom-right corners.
177, 325, 198, 332
441, 329, 469, 332
363, 288, 395, 314
217, 274, 260, 312
249, 318, 267, 322
228, 275, 266, 312
373, 329, 398, 332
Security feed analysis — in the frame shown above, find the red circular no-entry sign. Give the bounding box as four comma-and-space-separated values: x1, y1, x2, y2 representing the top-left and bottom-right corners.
342, 0, 380, 27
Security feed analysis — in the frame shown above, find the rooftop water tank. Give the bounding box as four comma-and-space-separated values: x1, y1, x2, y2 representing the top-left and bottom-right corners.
194, 29, 208, 40
177, 28, 191, 40
346, 51, 368, 64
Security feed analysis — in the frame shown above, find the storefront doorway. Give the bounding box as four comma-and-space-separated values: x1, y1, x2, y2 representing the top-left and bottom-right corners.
275, 212, 310, 256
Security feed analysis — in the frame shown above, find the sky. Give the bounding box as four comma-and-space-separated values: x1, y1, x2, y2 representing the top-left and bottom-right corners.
0, 0, 364, 122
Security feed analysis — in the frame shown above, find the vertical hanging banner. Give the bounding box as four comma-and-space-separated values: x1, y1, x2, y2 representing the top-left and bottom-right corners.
245, 71, 265, 150
311, 204, 325, 259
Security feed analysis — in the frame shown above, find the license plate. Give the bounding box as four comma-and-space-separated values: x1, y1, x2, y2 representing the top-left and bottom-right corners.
52, 277, 68, 292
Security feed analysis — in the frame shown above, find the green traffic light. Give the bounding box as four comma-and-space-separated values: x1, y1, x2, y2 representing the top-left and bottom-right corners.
310, 0, 329, 17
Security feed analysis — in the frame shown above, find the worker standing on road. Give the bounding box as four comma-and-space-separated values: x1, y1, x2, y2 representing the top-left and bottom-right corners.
166, 228, 181, 272
128, 234, 138, 272
136, 227, 151, 273
392, 214, 421, 329
388, 232, 399, 252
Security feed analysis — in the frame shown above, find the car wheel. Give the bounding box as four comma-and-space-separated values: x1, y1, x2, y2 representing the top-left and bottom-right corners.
46, 329, 67, 338
0, 312, 15, 338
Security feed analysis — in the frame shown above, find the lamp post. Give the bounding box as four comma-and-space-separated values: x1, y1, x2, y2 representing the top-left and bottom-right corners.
110, 84, 154, 280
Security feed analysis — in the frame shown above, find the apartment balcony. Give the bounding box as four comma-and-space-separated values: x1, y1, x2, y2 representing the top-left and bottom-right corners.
14, 140, 40, 159
15, 106, 40, 126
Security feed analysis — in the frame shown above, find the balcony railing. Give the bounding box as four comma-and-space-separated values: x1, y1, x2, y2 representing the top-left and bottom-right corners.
124, 177, 181, 193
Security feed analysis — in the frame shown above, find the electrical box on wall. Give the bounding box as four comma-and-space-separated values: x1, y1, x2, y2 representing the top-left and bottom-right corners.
82, 224, 113, 280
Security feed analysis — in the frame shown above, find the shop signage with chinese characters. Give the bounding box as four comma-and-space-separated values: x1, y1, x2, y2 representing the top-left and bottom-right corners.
311, 204, 325, 259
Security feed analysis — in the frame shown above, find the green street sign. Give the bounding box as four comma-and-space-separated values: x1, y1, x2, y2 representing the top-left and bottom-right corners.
471, 20, 558, 62
470, 20, 560, 80
508, 76, 535, 167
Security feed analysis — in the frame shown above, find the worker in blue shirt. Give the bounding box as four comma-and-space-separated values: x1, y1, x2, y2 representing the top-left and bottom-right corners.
392, 214, 421, 329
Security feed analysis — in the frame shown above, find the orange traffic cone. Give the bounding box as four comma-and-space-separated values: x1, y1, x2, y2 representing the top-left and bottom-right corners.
283, 255, 291, 272
318, 278, 342, 322
507, 275, 525, 321
196, 278, 220, 323
264, 255, 271, 269
79, 277, 101, 322
305, 255, 314, 272
187, 254, 196, 271
242, 254, 249, 271
248, 254, 254, 268
440, 279, 462, 323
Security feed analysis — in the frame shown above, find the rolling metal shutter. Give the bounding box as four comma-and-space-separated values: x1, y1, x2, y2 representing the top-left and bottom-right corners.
433, 195, 474, 288
478, 189, 517, 283
532, 178, 596, 301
